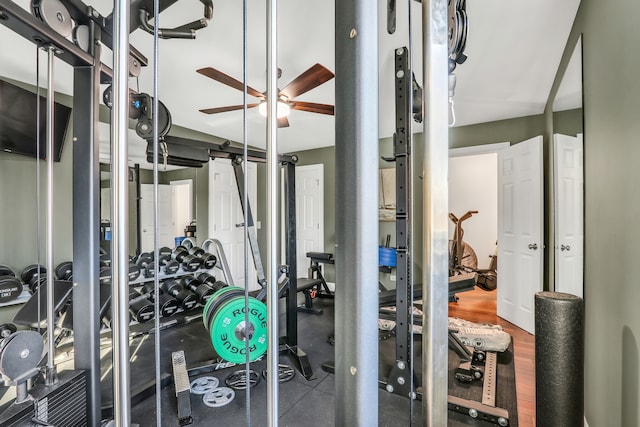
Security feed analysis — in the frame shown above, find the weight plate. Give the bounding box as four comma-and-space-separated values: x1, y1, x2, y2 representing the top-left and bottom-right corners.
128, 263, 141, 282
72, 24, 90, 52
201, 253, 217, 269
202, 286, 243, 330
211, 281, 227, 292
164, 259, 180, 275
209, 296, 268, 364
224, 369, 261, 390
202, 387, 235, 408
159, 247, 172, 258
0, 265, 15, 277
262, 364, 296, 383
31, 0, 73, 37
0, 331, 44, 380
190, 376, 220, 394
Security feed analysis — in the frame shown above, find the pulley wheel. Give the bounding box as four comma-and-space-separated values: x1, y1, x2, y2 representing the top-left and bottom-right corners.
72, 24, 90, 52
31, 0, 73, 37
208, 293, 267, 364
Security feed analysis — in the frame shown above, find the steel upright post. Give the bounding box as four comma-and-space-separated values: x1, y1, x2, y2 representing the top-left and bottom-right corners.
111, 0, 132, 424
72, 20, 103, 426
266, 0, 279, 425
334, 0, 379, 425
421, 0, 449, 425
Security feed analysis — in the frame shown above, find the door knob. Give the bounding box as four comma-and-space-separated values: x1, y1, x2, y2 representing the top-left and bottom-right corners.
560, 244, 571, 251
528, 243, 538, 250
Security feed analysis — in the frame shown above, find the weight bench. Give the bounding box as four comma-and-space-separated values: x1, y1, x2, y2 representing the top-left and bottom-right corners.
297, 252, 334, 315
378, 272, 477, 308
13, 281, 74, 329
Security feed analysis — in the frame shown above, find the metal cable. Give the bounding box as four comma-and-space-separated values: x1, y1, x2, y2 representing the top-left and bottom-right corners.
152, 0, 162, 424
241, 0, 251, 423
35, 46, 42, 335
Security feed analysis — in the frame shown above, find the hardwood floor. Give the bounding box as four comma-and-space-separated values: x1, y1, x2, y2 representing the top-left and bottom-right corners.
449, 288, 536, 427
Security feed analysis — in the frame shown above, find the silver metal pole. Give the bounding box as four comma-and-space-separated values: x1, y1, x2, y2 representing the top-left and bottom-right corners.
334, 0, 379, 425
421, 0, 449, 425
266, 0, 279, 424
111, 0, 131, 423
44, 46, 57, 385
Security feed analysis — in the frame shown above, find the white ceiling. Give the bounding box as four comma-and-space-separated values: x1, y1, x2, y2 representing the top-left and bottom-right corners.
0, 0, 581, 164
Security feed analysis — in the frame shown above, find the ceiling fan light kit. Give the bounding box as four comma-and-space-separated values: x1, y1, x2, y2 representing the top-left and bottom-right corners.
197, 63, 335, 127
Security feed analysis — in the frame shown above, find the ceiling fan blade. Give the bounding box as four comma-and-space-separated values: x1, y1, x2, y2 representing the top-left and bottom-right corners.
197, 67, 264, 99
279, 64, 335, 100
277, 116, 290, 128
291, 101, 334, 116
199, 103, 259, 114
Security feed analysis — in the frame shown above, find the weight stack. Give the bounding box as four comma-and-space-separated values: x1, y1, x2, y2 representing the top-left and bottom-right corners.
535, 291, 584, 427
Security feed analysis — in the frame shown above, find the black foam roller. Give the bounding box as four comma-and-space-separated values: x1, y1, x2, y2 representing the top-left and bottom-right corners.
535, 291, 584, 427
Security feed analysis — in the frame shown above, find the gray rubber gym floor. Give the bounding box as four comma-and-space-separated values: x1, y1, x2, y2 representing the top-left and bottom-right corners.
127, 298, 518, 426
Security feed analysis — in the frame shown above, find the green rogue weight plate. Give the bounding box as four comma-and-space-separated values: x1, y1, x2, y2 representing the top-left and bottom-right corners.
202, 286, 243, 331
209, 296, 267, 364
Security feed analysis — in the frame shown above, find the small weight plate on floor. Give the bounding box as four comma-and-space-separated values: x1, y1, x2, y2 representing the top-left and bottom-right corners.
224, 369, 261, 390
202, 387, 235, 408
262, 364, 296, 383
190, 376, 219, 394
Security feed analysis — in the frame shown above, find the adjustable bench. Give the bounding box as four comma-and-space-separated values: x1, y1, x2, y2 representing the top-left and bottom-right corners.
297, 252, 334, 315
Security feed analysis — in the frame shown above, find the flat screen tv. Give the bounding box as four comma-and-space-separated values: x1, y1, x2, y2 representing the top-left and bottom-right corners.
0, 79, 72, 162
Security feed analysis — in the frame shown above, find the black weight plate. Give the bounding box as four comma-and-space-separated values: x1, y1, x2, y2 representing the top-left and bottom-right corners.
0, 276, 22, 303
164, 259, 180, 275
204, 289, 244, 332
137, 253, 153, 267
0, 331, 43, 380
211, 281, 227, 292
262, 364, 296, 383
0, 265, 15, 277
143, 262, 156, 278
21, 265, 46, 284
128, 263, 141, 282
197, 272, 215, 285
55, 261, 73, 280
159, 247, 172, 258
224, 369, 261, 390
182, 255, 202, 272
189, 247, 205, 257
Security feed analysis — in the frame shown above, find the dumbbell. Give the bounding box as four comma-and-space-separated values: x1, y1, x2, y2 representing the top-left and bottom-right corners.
0, 264, 15, 277
172, 247, 202, 272
20, 265, 46, 285
128, 263, 141, 281
28, 273, 47, 293
140, 283, 179, 317
136, 253, 156, 278
99, 266, 111, 285
0, 276, 23, 303
55, 261, 73, 281
200, 252, 217, 270
161, 279, 198, 311
158, 254, 180, 275
180, 276, 215, 304
129, 290, 155, 323
196, 272, 216, 286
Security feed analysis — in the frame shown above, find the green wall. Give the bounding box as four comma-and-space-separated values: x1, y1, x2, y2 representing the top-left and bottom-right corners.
544, 1, 640, 425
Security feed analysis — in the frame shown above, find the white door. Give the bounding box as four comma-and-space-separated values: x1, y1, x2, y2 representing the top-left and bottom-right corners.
295, 165, 324, 277
554, 133, 584, 298
497, 136, 543, 334
209, 159, 258, 290
140, 184, 175, 252
171, 179, 193, 239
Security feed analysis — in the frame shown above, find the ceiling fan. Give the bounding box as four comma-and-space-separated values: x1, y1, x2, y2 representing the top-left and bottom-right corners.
196, 63, 335, 127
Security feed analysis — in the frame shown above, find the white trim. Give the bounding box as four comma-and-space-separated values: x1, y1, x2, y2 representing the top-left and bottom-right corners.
449, 142, 510, 158
169, 179, 193, 240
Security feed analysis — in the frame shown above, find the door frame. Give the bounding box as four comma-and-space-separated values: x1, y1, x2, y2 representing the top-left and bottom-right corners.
170, 179, 193, 240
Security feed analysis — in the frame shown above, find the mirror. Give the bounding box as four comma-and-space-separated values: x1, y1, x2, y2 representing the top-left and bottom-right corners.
552, 35, 584, 298
99, 162, 202, 257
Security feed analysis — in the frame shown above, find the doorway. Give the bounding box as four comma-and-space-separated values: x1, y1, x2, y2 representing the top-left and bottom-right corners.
170, 179, 193, 241
294, 164, 325, 277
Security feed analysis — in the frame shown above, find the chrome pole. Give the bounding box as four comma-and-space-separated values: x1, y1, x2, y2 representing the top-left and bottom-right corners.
421, 0, 449, 425
266, 0, 279, 424
111, 0, 131, 423
44, 46, 57, 385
